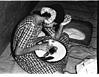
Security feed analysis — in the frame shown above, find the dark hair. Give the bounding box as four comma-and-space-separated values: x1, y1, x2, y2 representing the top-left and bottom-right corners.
45, 4, 65, 31
41, 12, 51, 18
31, 4, 65, 24
46, 4, 65, 24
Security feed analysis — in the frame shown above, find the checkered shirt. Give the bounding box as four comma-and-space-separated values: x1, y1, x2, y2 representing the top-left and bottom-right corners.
13, 15, 43, 50
12, 15, 69, 74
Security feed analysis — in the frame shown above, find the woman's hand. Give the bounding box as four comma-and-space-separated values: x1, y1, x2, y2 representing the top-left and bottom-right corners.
38, 43, 50, 52
60, 14, 72, 26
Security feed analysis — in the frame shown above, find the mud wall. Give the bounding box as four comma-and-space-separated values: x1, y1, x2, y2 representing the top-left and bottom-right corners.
0, 1, 38, 56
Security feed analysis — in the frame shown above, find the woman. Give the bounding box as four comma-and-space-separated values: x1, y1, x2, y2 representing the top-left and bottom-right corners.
12, 4, 71, 74
13, 9, 57, 55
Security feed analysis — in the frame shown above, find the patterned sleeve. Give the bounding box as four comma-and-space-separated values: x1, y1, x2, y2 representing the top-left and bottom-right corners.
17, 23, 34, 49
14, 16, 35, 49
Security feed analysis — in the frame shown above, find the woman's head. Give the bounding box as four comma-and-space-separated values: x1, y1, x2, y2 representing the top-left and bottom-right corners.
31, 10, 52, 25
41, 4, 65, 25
31, 4, 65, 28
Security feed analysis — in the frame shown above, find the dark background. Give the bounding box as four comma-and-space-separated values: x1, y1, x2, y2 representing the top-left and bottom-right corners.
0, 1, 38, 56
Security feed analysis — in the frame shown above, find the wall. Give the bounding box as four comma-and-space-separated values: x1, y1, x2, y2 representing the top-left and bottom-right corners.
0, 1, 38, 56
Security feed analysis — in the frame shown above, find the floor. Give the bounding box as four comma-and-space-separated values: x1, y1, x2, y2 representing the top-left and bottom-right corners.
0, 42, 97, 74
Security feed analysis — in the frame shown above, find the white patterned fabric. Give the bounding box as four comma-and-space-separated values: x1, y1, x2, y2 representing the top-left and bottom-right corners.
41, 7, 56, 24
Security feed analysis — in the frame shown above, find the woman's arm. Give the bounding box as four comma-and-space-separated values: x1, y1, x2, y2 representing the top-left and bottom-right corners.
14, 15, 48, 55
55, 24, 64, 40
15, 43, 49, 55
14, 23, 34, 55
55, 14, 72, 40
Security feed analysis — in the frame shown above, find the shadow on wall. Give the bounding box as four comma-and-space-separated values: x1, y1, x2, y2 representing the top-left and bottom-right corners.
0, 1, 39, 56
